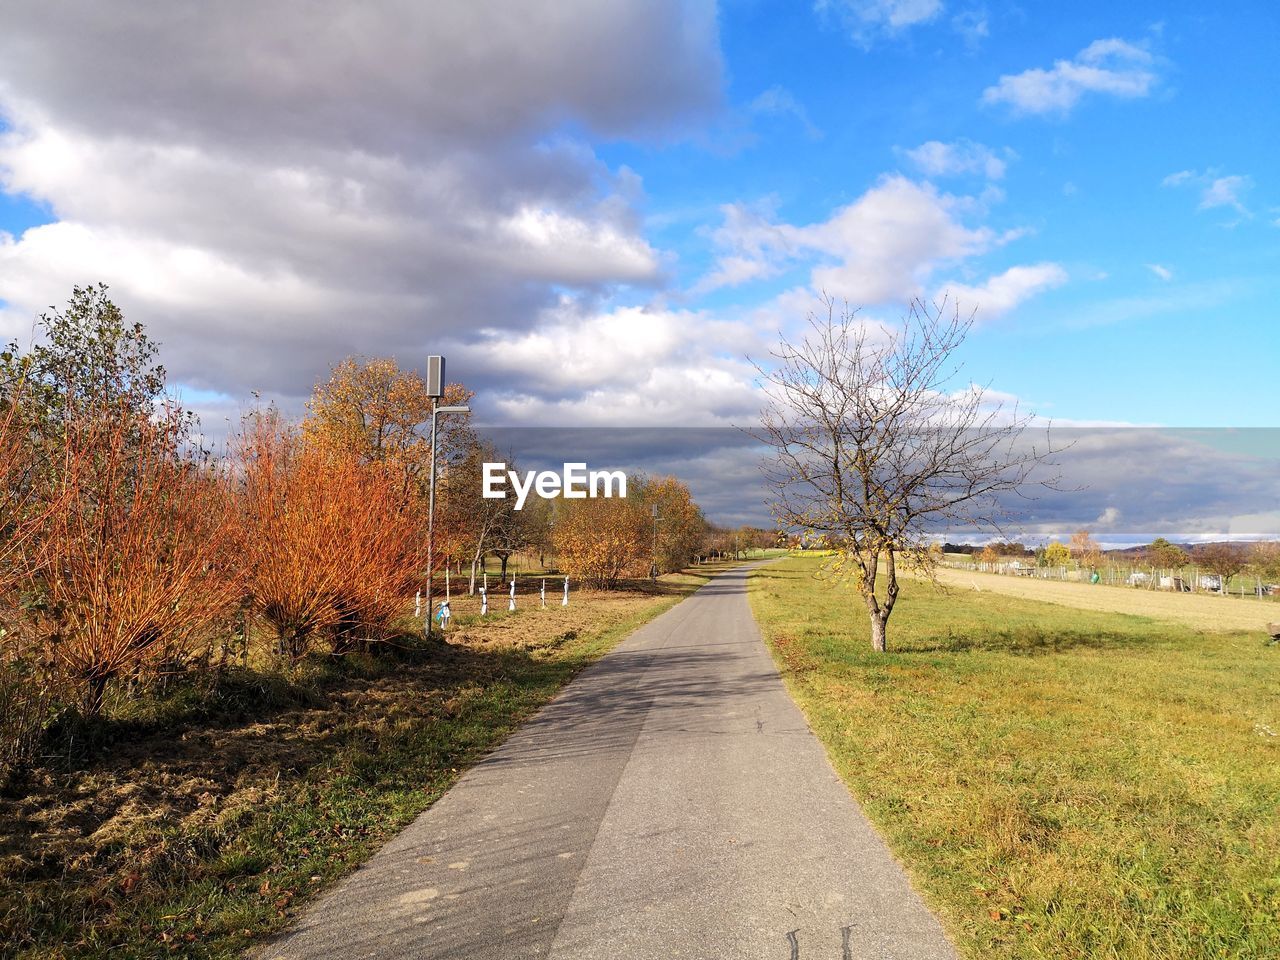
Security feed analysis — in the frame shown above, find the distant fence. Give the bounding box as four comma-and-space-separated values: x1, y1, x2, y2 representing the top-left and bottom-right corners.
950, 557, 1278, 598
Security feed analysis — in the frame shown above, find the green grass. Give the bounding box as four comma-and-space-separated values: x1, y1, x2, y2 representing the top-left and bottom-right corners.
2, 565, 734, 959
748, 555, 1280, 960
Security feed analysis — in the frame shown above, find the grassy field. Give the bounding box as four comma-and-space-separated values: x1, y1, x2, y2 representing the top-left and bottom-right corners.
0, 562, 737, 959
930, 564, 1279, 634
749, 555, 1279, 960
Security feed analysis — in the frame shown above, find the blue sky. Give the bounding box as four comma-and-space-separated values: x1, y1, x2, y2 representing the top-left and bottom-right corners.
0, 0, 1276, 438
599, 2, 1280, 426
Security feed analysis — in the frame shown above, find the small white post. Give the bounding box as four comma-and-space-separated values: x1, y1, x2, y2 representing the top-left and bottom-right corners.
540, 578, 547, 609
414, 590, 422, 620
562, 576, 569, 606
480, 586, 488, 617
509, 578, 516, 612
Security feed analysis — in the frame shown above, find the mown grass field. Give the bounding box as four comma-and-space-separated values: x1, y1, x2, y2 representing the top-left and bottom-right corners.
748, 555, 1279, 960
0, 562, 739, 959
931, 564, 1278, 634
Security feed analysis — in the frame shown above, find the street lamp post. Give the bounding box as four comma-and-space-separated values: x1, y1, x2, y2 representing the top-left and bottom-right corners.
650, 502, 660, 580
425, 355, 469, 637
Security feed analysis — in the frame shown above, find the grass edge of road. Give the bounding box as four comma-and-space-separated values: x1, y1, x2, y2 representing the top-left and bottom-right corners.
5, 562, 743, 960
746, 554, 1280, 960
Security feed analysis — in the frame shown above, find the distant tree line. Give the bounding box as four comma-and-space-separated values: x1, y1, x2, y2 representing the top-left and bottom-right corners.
959, 530, 1280, 589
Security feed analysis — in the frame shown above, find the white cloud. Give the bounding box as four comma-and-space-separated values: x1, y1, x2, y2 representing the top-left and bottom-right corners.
904, 139, 1009, 179
694, 199, 798, 293
1147, 263, 1173, 281
1161, 168, 1253, 218
699, 176, 1009, 305
817, 0, 944, 43
0, 0, 722, 403
1095, 506, 1122, 528
937, 262, 1068, 319
442, 304, 766, 426
498, 206, 659, 283
982, 38, 1157, 116
1199, 175, 1252, 213
801, 177, 996, 303
748, 86, 822, 140
951, 8, 989, 47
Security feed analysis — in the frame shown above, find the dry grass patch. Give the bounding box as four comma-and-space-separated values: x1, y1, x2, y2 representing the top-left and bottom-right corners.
929, 564, 1278, 634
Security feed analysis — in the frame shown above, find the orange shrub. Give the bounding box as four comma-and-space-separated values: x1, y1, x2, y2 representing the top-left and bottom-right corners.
33, 410, 241, 715
0, 388, 44, 601
238, 414, 426, 660
0, 386, 64, 769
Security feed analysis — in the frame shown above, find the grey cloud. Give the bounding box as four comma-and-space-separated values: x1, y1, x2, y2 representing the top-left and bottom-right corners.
473, 427, 1280, 534
476, 428, 771, 526
0, 2, 722, 403
0, 1, 722, 152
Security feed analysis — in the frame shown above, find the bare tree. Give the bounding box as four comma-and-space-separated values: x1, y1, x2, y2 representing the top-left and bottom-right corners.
755, 296, 1055, 652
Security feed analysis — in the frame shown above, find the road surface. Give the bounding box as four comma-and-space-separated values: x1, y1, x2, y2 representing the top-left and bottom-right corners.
262, 564, 957, 960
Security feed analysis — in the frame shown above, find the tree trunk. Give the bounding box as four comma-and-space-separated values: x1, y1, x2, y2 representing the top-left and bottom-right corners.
500, 553, 509, 580
84, 673, 110, 718
331, 602, 362, 656
861, 547, 896, 653
870, 614, 887, 653
469, 555, 478, 595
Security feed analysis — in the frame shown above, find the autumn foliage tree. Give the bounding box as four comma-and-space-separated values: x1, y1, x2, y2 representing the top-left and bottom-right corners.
1069, 529, 1102, 569
1042, 540, 1071, 567
1250, 542, 1280, 584
302, 356, 473, 503
1147, 537, 1189, 569
638, 475, 705, 574
552, 491, 649, 589
0, 287, 239, 717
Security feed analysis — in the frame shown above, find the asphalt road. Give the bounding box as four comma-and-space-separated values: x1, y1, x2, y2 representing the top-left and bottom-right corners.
261, 564, 957, 960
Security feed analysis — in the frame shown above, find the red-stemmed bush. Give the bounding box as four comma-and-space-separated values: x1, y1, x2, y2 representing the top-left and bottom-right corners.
32, 408, 241, 716
238, 412, 427, 661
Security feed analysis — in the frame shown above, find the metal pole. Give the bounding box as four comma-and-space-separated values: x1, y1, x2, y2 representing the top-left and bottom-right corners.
426, 399, 438, 636
650, 504, 659, 580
